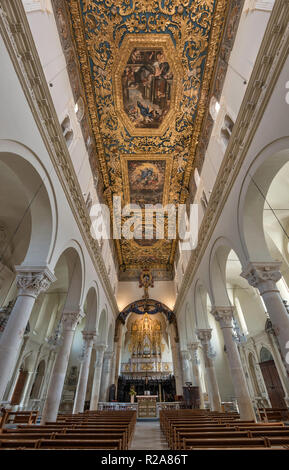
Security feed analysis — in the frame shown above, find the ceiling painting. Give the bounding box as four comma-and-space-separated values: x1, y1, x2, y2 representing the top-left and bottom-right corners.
66, 0, 230, 278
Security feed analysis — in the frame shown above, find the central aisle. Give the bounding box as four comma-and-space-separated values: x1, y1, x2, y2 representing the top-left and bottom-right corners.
130, 420, 169, 450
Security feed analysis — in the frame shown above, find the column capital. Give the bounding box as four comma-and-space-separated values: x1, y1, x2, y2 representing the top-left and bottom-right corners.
82, 330, 96, 343
187, 342, 200, 365
211, 306, 234, 328
15, 266, 56, 297
94, 342, 107, 352
196, 328, 212, 343
180, 350, 190, 360
62, 309, 83, 331
104, 350, 114, 360
241, 261, 282, 293
188, 341, 199, 352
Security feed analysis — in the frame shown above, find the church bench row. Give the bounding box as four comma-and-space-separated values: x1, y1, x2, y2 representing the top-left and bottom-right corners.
3, 427, 131, 448
170, 423, 285, 448
0, 410, 38, 428
0, 432, 127, 449
174, 428, 289, 450
258, 408, 289, 422
0, 438, 121, 450
159, 410, 289, 450
183, 436, 289, 450
0, 410, 136, 450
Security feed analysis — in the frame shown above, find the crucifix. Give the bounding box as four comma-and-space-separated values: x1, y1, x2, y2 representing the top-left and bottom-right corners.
139, 269, 154, 299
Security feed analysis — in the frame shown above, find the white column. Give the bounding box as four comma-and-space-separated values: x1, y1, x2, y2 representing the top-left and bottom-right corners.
73, 331, 95, 414
90, 344, 106, 410
211, 306, 256, 420
99, 351, 114, 402
41, 310, 83, 423
180, 350, 192, 384
241, 262, 289, 374
196, 329, 222, 412
188, 342, 205, 409
114, 327, 123, 397
0, 267, 55, 402
171, 337, 183, 396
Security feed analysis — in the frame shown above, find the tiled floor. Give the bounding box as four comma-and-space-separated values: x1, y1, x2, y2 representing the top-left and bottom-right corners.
130, 419, 168, 450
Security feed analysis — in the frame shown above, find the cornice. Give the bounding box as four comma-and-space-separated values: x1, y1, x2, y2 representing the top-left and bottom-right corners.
0, 0, 119, 317
174, 0, 289, 315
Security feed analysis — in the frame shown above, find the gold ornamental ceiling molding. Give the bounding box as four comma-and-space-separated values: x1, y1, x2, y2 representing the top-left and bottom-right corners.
174, 0, 289, 315
66, 0, 230, 274
112, 34, 183, 137
0, 0, 119, 317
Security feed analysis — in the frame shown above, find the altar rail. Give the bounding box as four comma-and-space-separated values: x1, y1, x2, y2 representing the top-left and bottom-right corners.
98, 402, 182, 411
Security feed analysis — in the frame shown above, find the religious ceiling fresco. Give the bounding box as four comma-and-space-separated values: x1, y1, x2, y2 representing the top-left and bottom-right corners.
66, 0, 230, 277
122, 48, 173, 130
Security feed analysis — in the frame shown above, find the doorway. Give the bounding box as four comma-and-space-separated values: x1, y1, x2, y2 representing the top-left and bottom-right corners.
259, 347, 286, 409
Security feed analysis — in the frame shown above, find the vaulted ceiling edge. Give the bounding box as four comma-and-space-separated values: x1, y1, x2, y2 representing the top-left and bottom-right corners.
61, 0, 230, 278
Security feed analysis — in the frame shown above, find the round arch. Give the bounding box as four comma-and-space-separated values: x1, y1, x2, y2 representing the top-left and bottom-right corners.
0, 140, 57, 267
238, 137, 289, 263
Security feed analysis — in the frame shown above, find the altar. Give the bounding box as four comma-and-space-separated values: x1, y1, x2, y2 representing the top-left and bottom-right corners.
136, 395, 158, 419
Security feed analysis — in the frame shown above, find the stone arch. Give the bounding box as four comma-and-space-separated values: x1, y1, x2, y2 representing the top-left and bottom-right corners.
238, 137, 289, 263
83, 285, 98, 332
184, 302, 194, 345
118, 298, 179, 342
30, 359, 46, 399
209, 237, 244, 306
194, 279, 210, 329
97, 308, 108, 342
0, 140, 57, 268
107, 323, 114, 352
50, 240, 85, 313
47, 245, 84, 321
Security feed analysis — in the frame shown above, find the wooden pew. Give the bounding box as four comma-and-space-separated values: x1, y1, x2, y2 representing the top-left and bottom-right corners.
0, 410, 136, 450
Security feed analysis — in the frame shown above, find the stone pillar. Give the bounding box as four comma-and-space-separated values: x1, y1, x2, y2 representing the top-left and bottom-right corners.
211, 306, 256, 420
113, 324, 123, 399
171, 337, 183, 396
90, 344, 106, 410
99, 351, 114, 402
0, 267, 55, 402
196, 329, 222, 412
188, 343, 205, 409
41, 310, 83, 423
180, 350, 192, 384
73, 331, 95, 414
241, 262, 289, 375
39, 349, 57, 413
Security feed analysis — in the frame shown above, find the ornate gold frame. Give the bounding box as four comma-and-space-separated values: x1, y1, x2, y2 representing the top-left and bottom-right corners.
113, 34, 183, 137
120, 153, 172, 207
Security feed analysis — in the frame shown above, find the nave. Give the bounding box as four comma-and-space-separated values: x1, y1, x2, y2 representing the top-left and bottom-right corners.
0, 0, 289, 455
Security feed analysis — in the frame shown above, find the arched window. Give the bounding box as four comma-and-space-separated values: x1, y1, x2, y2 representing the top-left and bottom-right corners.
260, 347, 273, 363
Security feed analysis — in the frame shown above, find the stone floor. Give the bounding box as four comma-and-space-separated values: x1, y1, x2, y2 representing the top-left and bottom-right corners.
130, 419, 168, 450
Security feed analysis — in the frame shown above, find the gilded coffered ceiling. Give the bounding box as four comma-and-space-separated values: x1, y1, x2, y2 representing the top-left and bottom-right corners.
66, 0, 229, 279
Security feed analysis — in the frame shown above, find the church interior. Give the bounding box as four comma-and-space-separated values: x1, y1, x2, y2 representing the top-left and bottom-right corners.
0, 0, 289, 453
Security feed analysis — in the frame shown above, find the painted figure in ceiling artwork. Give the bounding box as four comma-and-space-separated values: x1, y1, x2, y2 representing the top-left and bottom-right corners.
122, 48, 173, 129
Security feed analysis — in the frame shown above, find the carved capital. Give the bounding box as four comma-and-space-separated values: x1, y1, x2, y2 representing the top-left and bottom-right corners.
211, 306, 234, 328
187, 342, 200, 365
82, 330, 96, 344
62, 309, 83, 331
104, 350, 114, 361
196, 328, 212, 343
180, 350, 190, 361
241, 262, 282, 294
15, 266, 56, 297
